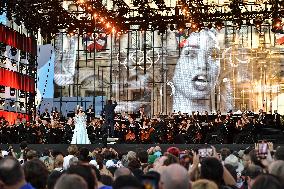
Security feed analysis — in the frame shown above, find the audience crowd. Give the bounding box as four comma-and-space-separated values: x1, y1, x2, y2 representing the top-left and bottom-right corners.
0, 141, 284, 189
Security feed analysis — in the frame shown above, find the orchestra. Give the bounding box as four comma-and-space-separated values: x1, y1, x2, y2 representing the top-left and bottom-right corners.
0, 108, 282, 144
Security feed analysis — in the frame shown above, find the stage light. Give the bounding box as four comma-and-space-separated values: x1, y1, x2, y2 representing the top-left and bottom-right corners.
106, 22, 110, 28
112, 28, 116, 33
93, 13, 97, 18
100, 17, 104, 23
191, 22, 201, 32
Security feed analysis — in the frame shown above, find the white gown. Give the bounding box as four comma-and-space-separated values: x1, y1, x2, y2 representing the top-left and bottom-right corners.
71, 114, 91, 144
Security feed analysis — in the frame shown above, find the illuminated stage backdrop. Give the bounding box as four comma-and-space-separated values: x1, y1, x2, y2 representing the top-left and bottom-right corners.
54, 24, 284, 115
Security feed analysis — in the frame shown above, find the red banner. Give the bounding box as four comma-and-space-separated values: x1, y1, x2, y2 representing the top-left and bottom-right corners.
0, 24, 37, 56
0, 110, 29, 124
0, 68, 35, 93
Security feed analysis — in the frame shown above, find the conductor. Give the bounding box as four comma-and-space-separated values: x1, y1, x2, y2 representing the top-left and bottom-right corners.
103, 97, 117, 137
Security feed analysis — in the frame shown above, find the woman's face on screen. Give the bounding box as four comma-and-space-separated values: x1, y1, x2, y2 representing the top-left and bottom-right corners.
174, 29, 220, 99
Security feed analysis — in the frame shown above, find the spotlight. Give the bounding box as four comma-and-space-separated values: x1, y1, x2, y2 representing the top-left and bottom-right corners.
191, 22, 201, 32
112, 28, 116, 33
100, 17, 105, 23
93, 13, 97, 18
106, 22, 110, 28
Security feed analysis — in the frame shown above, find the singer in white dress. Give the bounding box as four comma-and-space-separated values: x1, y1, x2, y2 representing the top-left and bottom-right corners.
71, 107, 91, 144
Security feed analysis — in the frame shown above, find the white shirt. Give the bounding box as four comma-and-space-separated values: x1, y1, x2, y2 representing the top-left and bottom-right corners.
63, 155, 74, 170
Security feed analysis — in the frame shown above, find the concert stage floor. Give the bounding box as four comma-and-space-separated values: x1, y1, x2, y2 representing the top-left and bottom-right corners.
1, 143, 283, 154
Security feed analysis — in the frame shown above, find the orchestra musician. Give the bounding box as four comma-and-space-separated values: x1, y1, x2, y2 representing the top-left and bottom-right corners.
41, 108, 51, 122
273, 110, 281, 127
137, 105, 146, 120
64, 117, 74, 144
257, 109, 266, 125
126, 116, 141, 142
86, 105, 94, 123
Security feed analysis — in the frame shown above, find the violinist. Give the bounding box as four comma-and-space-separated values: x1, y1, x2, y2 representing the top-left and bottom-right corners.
215, 111, 223, 125
117, 121, 128, 143
126, 116, 140, 142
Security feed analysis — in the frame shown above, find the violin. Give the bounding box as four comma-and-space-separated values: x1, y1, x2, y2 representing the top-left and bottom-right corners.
140, 127, 155, 142
125, 130, 135, 141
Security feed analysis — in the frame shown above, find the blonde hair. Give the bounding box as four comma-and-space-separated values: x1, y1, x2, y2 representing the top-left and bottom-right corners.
192, 179, 218, 189
67, 145, 78, 155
